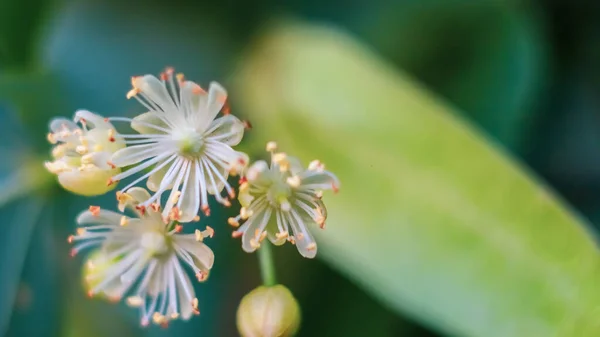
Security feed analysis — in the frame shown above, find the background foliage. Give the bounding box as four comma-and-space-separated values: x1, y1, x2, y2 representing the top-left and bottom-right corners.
1, 1, 600, 337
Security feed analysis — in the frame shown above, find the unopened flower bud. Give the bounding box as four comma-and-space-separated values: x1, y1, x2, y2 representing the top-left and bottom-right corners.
237, 285, 301, 337
82, 250, 123, 301
45, 110, 125, 196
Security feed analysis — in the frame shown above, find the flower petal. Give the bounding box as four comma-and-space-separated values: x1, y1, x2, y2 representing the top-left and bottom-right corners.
178, 161, 200, 222
74, 110, 113, 129
205, 115, 245, 146
287, 211, 317, 259
131, 111, 169, 135
135, 75, 178, 113
111, 143, 167, 167
174, 237, 214, 270
197, 82, 227, 131
298, 170, 340, 191
77, 209, 123, 226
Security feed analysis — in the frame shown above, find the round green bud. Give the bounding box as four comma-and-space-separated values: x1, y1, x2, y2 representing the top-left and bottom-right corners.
237, 285, 301, 337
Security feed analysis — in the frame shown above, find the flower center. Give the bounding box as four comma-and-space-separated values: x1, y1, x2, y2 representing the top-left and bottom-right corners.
140, 231, 170, 256
267, 180, 292, 208
175, 129, 204, 157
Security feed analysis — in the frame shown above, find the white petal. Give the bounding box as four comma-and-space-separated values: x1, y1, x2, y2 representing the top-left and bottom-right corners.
288, 211, 317, 259
136, 75, 177, 113
111, 144, 166, 167
205, 115, 244, 146
50, 118, 78, 133
125, 187, 152, 204
131, 111, 169, 134
77, 209, 122, 225
172, 259, 195, 320
178, 161, 200, 222
197, 82, 227, 131
174, 237, 214, 270
74, 110, 113, 129
240, 207, 271, 253
146, 164, 173, 192
299, 170, 340, 191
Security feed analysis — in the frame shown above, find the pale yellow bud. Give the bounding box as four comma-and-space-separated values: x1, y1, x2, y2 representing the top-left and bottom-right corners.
237, 285, 301, 337
82, 250, 123, 300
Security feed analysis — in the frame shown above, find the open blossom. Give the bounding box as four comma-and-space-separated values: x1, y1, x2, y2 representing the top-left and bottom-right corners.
229, 142, 339, 259
69, 187, 215, 326
107, 68, 248, 223
45, 110, 124, 196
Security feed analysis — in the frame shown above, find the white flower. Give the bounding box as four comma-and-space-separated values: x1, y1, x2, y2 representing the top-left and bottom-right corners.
69, 187, 215, 326
229, 143, 339, 258
45, 110, 124, 196
108, 68, 248, 222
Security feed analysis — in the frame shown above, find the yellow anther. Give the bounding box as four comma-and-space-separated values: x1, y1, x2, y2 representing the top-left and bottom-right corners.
89, 205, 101, 217
171, 191, 181, 204
259, 231, 267, 242
76, 228, 86, 235
276, 231, 289, 240
126, 88, 138, 99
170, 313, 180, 319
195, 229, 204, 242
120, 216, 129, 227
75, 145, 88, 155
228, 217, 240, 227
266, 141, 278, 152
126, 296, 143, 307
307, 243, 317, 251
239, 182, 249, 193
308, 160, 325, 172
47, 133, 57, 144
273, 153, 289, 172
193, 215, 200, 222
240, 207, 253, 220
249, 238, 261, 249
205, 226, 214, 238
81, 154, 94, 165
286, 175, 301, 188
51, 145, 66, 158
107, 129, 116, 142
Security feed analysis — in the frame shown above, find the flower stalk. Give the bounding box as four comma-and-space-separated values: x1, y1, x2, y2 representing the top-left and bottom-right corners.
258, 241, 277, 287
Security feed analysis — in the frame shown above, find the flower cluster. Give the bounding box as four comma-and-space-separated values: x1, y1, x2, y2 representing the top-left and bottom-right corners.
45, 68, 339, 326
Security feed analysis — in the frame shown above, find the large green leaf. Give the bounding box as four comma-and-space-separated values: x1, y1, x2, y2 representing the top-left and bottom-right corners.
233, 22, 600, 337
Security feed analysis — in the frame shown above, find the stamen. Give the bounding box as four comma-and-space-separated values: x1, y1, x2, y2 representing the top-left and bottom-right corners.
127, 296, 144, 307
308, 160, 325, 172
194, 229, 204, 242
120, 216, 129, 227
228, 217, 240, 227
276, 231, 289, 240
266, 141, 277, 152
89, 206, 101, 217
286, 175, 301, 188
107, 129, 116, 142
47, 133, 57, 144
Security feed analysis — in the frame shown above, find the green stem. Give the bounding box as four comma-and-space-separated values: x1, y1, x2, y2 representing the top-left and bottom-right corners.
258, 240, 277, 286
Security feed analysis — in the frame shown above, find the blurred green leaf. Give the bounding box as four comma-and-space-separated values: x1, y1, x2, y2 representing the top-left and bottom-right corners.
0, 0, 53, 68
0, 71, 67, 150
0, 198, 45, 336
233, 22, 600, 337
361, 1, 548, 151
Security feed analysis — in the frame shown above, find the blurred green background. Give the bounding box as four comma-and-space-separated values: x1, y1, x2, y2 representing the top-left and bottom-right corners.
2, 1, 600, 336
